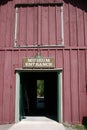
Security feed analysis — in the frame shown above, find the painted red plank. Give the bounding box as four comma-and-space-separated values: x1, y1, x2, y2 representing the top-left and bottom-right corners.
34, 0, 41, 3
10, 2, 14, 47
27, 0, 34, 3
33, 7, 38, 45
37, 6, 41, 45
12, 50, 19, 68
42, 6, 48, 45
21, 0, 28, 3
18, 7, 27, 46
19, 50, 27, 68
69, 4, 77, 46
49, 49, 56, 59
49, 6, 56, 45
63, 3, 69, 46
83, 50, 87, 117
26, 49, 36, 57
55, 0, 63, 2
78, 50, 86, 93
56, 6, 62, 45
77, 8, 85, 46
48, 0, 56, 3
70, 50, 79, 123
84, 12, 87, 46
41, 49, 49, 57
9, 51, 19, 123
0, 7, 2, 47
79, 93, 87, 123
5, 2, 12, 47
86, 50, 87, 89
3, 51, 11, 123
0, 5, 7, 47
40, 0, 49, 3
78, 50, 86, 122
14, 0, 22, 4
17, 7, 21, 46
27, 7, 34, 45
56, 50, 63, 68
0, 10, 1, 47
33, 49, 38, 57
63, 50, 71, 123
0, 51, 4, 124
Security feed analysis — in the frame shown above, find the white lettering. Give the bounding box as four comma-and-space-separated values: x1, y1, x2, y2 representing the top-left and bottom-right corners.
23, 58, 54, 68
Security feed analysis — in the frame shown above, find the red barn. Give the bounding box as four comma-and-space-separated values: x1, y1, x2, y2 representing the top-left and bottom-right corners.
0, 0, 87, 125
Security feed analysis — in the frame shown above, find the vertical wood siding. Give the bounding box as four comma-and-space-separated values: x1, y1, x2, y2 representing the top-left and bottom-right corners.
77, 8, 85, 47
78, 50, 87, 122
16, 5, 62, 46
1, 48, 87, 124
70, 50, 79, 123
0, 0, 87, 124
3, 51, 11, 123
69, 4, 77, 46
84, 12, 87, 46
63, 50, 71, 122
0, 51, 4, 123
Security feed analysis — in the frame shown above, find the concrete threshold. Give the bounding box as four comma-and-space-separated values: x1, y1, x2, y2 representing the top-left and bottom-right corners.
0, 117, 75, 130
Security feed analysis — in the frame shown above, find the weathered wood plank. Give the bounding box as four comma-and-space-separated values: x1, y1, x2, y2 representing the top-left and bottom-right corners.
9, 51, 19, 123
27, 7, 34, 45
0, 51, 4, 123
63, 3, 69, 46
18, 7, 27, 46
56, 50, 63, 68
0, 5, 7, 47
70, 50, 79, 123
77, 8, 84, 46
69, 4, 77, 46
42, 6, 49, 45
56, 6, 62, 45
49, 6, 56, 45
3, 51, 11, 123
78, 50, 86, 122
63, 50, 71, 123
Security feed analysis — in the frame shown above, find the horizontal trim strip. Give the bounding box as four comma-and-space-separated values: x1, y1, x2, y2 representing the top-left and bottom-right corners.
0, 47, 87, 51
15, 3, 63, 8
15, 68, 63, 73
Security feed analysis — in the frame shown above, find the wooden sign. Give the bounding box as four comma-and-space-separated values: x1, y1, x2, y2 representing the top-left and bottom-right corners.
22, 58, 55, 69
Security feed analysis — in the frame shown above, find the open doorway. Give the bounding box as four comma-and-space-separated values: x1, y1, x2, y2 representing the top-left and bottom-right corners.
15, 70, 63, 123
36, 80, 45, 112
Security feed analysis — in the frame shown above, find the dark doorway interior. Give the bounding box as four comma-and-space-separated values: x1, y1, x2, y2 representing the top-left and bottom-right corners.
20, 72, 57, 121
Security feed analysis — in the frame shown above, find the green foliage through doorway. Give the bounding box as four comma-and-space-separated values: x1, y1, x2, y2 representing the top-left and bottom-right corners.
37, 80, 44, 97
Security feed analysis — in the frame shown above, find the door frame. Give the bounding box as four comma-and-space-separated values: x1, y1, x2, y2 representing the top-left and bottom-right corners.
15, 69, 63, 123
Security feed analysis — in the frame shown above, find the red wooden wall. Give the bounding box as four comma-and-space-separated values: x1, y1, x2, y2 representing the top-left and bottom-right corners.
0, 0, 87, 124
16, 5, 62, 46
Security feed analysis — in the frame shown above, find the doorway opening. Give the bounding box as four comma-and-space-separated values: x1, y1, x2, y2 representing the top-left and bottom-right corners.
15, 70, 63, 123
36, 80, 45, 111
